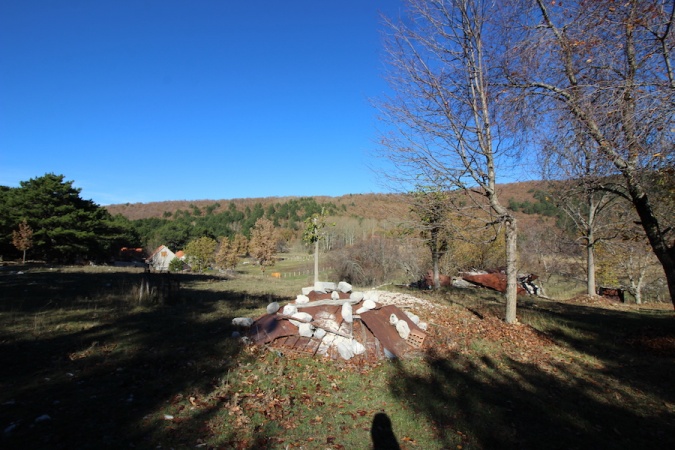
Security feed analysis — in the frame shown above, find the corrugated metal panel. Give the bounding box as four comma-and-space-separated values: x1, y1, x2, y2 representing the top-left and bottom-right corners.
359, 305, 426, 358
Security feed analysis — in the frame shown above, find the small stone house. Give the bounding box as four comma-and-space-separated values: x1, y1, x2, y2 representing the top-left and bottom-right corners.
146, 245, 176, 272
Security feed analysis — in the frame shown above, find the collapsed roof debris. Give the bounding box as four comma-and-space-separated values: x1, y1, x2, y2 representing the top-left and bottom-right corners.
460, 271, 541, 295
234, 282, 430, 361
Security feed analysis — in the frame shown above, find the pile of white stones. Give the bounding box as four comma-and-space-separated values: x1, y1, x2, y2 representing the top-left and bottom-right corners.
233, 281, 427, 360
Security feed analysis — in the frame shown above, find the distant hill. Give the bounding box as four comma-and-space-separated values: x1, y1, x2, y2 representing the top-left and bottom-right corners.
105, 180, 550, 222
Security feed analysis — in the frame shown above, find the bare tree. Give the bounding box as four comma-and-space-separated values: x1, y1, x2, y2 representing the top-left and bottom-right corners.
504, 0, 675, 306
408, 186, 451, 289
379, 0, 520, 322
615, 238, 661, 304
542, 134, 626, 296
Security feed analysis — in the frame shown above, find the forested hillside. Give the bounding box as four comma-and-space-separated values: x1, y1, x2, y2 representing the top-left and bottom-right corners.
105, 181, 548, 221
2, 174, 667, 304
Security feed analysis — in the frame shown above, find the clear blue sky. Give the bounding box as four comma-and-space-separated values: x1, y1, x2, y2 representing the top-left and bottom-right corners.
1, 1, 403, 205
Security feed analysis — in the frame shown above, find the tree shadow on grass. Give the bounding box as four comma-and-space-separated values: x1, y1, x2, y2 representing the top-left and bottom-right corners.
388, 301, 675, 449
0, 269, 287, 449
518, 301, 675, 406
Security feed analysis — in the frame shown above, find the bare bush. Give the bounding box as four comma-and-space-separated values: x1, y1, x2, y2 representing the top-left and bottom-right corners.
329, 236, 409, 286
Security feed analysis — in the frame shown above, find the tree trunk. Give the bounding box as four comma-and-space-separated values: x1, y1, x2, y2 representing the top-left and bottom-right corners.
432, 251, 441, 290
586, 192, 597, 296
314, 239, 319, 284
628, 181, 675, 307
662, 256, 675, 307
504, 217, 518, 324
586, 236, 596, 296
587, 244, 596, 296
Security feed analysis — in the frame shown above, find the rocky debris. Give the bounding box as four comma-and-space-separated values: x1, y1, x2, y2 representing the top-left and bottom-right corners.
519, 274, 542, 296
461, 271, 539, 295
243, 283, 429, 361
598, 286, 625, 302
452, 277, 476, 289
375, 291, 439, 311
423, 270, 453, 288
412, 268, 542, 295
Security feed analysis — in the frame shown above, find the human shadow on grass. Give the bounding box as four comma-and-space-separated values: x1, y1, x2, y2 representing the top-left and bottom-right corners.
387, 302, 675, 450
0, 269, 288, 449
371, 412, 401, 450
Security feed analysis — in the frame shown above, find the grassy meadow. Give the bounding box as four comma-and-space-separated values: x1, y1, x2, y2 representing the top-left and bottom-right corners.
1, 264, 673, 449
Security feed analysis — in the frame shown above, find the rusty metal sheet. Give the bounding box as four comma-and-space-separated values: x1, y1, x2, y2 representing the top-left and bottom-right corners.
307, 291, 351, 301
359, 305, 425, 358
248, 314, 298, 344
311, 306, 341, 333
462, 273, 526, 294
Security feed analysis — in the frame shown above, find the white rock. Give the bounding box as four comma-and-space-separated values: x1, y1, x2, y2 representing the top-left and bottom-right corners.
350, 291, 364, 302
341, 302, 353, 323
292, 312, 312, 322
355, 298, 378, 314
266, 302, 280, 314
405, 311, 420, 325
336, 341, 354, 360
331, 290, 340, 300
363, 299, 377, 310
315, 281, 337, 292
295, 294, 310, 304
232, 317, 254, 327
418, 322, 428, 331
301, 286, 314, 296
290, 312, 312, 325
313, 282, 326, 293
282, 304, 298, 316
298, 323, 314, 337
313, 328, 327, 339
389, 314, 399, 325
338, 281, 352, 293
396, 320, 411, 340
351, 339, 366, 355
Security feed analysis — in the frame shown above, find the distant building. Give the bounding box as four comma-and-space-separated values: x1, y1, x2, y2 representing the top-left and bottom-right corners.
146, 245, 176, 272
